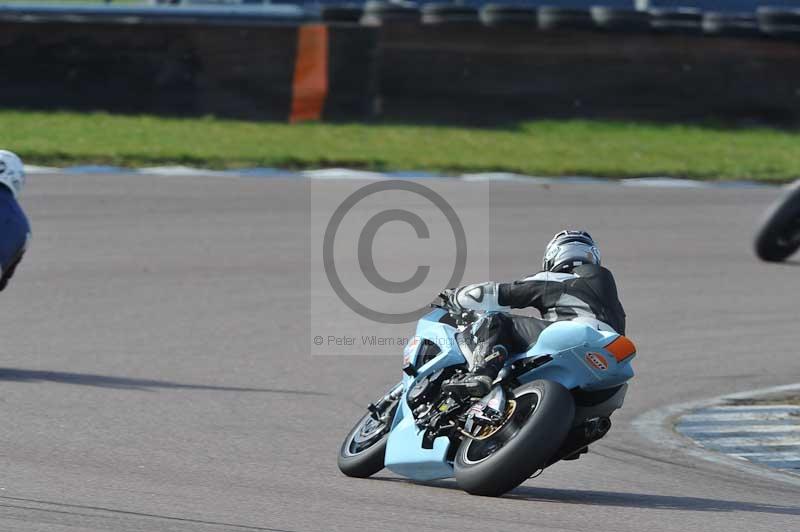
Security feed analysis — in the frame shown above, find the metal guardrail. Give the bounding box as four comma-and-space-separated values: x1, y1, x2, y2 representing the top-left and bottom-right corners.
0, 3, 309, 24
638, 0, 800, 10
1, 2, 800, 124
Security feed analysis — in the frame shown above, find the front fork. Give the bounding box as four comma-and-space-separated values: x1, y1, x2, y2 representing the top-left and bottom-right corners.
367, 382, 403, 421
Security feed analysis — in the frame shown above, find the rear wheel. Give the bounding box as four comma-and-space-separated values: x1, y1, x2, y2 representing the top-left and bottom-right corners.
454, 380, 574, 496
337, 402, 397, 478
755, 181, 800, 262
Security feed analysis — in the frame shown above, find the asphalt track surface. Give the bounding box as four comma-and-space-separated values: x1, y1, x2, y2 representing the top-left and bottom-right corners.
2, 173, 800, 532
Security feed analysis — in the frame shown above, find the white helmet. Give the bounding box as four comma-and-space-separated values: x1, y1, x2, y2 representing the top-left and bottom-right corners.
0, 150, 25, 198
543, 230, 601, 273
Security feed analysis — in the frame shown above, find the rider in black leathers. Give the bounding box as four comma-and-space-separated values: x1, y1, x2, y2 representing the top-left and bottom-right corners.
443, 230, 626, 398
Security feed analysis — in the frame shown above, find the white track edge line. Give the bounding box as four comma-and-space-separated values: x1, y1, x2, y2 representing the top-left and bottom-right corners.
22, 165, 789, 189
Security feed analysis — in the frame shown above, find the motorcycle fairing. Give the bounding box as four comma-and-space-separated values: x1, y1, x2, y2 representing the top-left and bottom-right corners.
385, 309, 461, 480
510, 320, 635, 391
383, 396, 455, 480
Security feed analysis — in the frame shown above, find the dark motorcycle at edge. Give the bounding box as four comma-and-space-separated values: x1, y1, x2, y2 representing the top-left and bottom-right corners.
755, 180, 800, 262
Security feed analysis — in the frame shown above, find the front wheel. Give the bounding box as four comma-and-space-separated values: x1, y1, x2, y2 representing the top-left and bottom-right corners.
454, 380, 574, 496
337, 401, 397, 478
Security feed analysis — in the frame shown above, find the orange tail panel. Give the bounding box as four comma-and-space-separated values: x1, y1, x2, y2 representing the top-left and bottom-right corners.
605, 335, 636, 362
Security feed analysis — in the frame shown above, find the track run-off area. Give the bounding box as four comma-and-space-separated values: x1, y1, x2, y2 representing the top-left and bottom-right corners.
1, 172, 799, 532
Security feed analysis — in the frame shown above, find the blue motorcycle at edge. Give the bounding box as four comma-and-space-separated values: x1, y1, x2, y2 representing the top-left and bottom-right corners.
338, 293, 636, 497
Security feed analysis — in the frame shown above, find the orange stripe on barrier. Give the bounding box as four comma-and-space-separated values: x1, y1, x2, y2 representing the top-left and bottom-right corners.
290, 24, 329, 123
605, 335, 636, 362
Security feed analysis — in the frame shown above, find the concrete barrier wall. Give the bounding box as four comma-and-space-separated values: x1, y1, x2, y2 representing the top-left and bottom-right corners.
0, 21, 296, 119
1, 16, 799, 125
0, 18, 375, 121
376, 25, 800, 125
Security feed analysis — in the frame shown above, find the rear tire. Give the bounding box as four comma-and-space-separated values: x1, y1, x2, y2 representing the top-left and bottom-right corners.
754, 180, 800, 262
454, 380, 574, 497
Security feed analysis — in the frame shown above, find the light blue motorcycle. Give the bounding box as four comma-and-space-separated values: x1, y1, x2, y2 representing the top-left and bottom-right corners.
338, 294, 636, 496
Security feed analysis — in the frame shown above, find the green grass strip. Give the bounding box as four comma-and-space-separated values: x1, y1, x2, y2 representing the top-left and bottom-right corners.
2, 110, 798, 182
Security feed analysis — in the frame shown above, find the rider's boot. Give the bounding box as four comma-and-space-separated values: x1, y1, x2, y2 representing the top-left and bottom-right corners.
443, 345, 508, 398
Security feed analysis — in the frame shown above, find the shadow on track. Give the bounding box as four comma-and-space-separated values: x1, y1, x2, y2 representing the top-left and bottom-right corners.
0, 367, 328, 396
505, 486, 800, 515
374, 478, 800, 516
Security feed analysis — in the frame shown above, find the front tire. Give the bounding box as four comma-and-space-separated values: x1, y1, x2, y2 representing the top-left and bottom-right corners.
454, 380, 574, 496
337, 403, 397, 478
755, 180, 800, 262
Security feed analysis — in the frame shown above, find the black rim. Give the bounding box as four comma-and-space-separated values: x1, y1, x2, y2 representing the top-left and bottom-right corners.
344, 405, 395, 457
463, 389, 540, 464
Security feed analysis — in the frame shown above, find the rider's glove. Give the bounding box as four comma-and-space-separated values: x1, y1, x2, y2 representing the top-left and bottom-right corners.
451, 282, 508, 313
